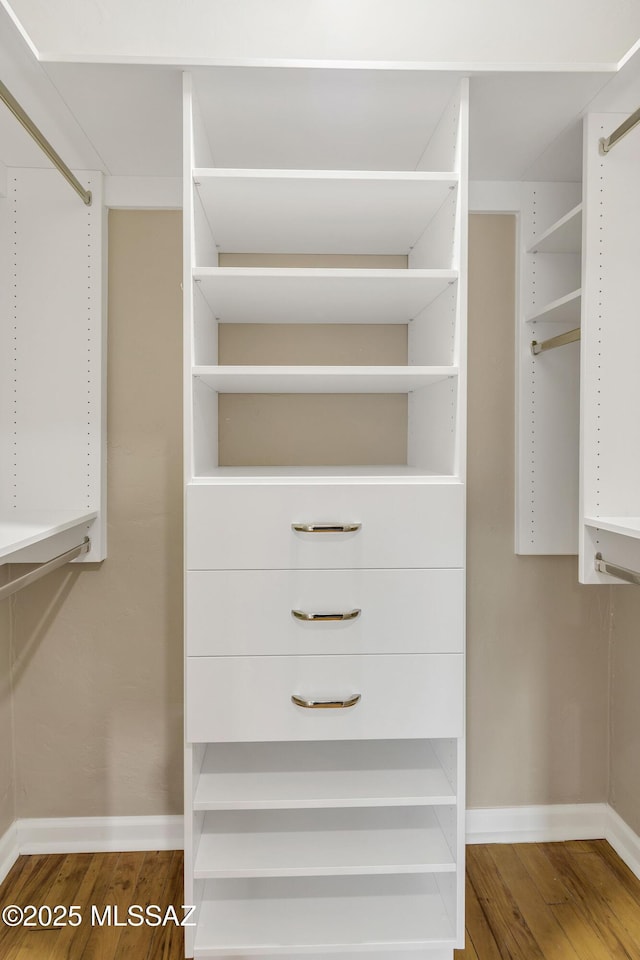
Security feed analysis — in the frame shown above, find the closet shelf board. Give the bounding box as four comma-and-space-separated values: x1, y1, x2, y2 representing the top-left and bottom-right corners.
193, 169, 457, 254
190, 467, 462, 484
194, 877, 456, 955
194, 742, 456, 810
526, 288, 581, 325
527, 203, 582, 254
193, 366, 456, 393
193, 268, 457, 324
584, 517, 640, 539
0, 510, 98, 561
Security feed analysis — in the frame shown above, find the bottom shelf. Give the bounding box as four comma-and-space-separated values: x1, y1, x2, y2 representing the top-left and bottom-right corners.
194, 875, 458, 957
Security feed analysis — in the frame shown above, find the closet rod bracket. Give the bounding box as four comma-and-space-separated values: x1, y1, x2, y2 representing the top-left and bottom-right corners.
0, 537, 91, 601
594, 553, 640, 585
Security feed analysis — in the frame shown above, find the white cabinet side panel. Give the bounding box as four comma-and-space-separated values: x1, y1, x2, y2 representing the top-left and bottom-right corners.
580, 112, 640, 582
516, 181, 582, 554
6, 169, 105, 560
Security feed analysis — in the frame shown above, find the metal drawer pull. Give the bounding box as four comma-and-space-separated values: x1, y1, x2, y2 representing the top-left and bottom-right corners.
291, 693, 362, 710
292, 522, 361, 534
292, 608, 361, 622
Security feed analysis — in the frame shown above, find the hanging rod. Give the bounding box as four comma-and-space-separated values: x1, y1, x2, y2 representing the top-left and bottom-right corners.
600, 105, 640, 155
0, 537, 91, 601
0, 79, 92, 206
595, 553, 640, 585
530, 327, 580, 356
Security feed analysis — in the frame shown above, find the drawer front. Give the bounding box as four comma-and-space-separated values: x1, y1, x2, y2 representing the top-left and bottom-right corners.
187, 569, 464, 656
186, 482, 464, 570
186, 654, 463, 742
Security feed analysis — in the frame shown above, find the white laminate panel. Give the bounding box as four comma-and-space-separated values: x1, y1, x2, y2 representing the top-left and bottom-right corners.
186, 655, 464, 743
186, 482, 464, 570
186, 569, 464, 656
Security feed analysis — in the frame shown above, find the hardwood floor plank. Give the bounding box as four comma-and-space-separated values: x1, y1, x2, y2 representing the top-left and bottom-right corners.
0, 855, 68, 955
541, 842, 636, 960
45, 853, 120, 960
460, 873, 503, 960
512, 842, 572, 905
576, 851, 640, 947
112, 851, 179, 960
78, 851, 144, 960
551, 901, 625, 960
467, 845, 546, 960
594, 840, 640, 901
487, 844, 581, 960
143, 851, 183, 960
147, 851, 184, 960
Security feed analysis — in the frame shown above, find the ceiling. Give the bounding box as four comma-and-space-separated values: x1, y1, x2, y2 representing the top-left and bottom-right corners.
1, 3, 639, 183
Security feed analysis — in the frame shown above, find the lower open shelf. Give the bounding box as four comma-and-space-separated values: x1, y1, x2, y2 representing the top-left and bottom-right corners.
0, 509, 98, 563
193, 875, 458, 957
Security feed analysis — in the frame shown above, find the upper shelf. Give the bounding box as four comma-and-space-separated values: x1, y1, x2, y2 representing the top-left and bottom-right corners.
194, 366, 456, 393
584, 517, 640, 540
194, 170, 457, 255
526, 288, 581, 325
191, 68, 462, 171
527, 203, 582, 254
194, 268, 457, 323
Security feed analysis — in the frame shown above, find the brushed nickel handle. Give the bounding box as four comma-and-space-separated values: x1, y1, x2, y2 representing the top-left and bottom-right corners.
291, 693, 362, 710
292, 522, 361, 534
292, 608, 361, 622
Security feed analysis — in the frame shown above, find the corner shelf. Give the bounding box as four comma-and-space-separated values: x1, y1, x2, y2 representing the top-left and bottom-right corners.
584, 517, 640, 540
194, 268, 457, 324
527, 202, 582, 254
194, 169, 457, 255
194, 366, 456, 393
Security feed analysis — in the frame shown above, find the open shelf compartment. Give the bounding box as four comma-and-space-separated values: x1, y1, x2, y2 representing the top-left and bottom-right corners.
527, 202, 582, 254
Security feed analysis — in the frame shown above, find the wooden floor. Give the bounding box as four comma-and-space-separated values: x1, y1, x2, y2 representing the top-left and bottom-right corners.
0, 841, 639, 958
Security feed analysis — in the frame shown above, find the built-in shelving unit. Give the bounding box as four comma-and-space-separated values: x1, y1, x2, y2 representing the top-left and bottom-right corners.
516, 177, 583, 555
184, 65, 467, 960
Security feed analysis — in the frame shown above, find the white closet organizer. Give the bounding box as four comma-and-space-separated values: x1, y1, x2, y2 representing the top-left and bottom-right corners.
580, 110, 640, 583
183, 67, 468, 960
0, 166, 105, 566
516, 178, 582, 554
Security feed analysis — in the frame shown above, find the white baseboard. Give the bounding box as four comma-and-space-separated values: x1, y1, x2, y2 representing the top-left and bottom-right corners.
606, 807, 640, 879
466, 802, 609, 844
0, 821, 19, 886
16, 815, 184, 857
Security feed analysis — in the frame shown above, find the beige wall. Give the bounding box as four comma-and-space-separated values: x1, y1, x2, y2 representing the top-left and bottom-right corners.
0, 581, 14, 836
10, 211, 183, 818
609, 589, 640, 833
0, 210, 629, 827
466, 214, 610, 807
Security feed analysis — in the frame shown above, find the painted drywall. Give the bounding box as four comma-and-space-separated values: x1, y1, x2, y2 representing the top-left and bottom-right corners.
10, 211, 183, 819
609, 588, 640, 834
0, 583, 14, 837
466, 214, 610, 807
4, 0, 639, 64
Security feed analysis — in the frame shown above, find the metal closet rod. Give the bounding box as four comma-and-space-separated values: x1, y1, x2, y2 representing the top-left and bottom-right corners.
0, 79, 92, 206
600, 105, 640, 155
530, 327, 580, 356
595, 553, 640, 585
0, 537, 91, 601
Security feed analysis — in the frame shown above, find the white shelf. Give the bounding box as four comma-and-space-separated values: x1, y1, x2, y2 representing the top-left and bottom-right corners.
194, 741, 456, 811
0, 510, 98, 562
527, 203, 582, 254
194, 169, 457, 255
194, 875, 456, 956
194, 366, 456, 393
194, 268, 457, 324
584, 517, 640, 539
191, 467, 461, 484
194, 808, 456, 880
526, 288, 581, 325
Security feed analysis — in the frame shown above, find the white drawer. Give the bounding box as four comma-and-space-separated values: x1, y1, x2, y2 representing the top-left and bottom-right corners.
187, 569, 464, 656
186, 482, 464, 570
186, 654, 463, 742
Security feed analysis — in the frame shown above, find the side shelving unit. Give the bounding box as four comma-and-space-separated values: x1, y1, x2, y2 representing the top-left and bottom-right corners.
580, 112, 640, 583
0, 167, 106, 566
516, 179, 582, 554
184, 66, 468, 960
